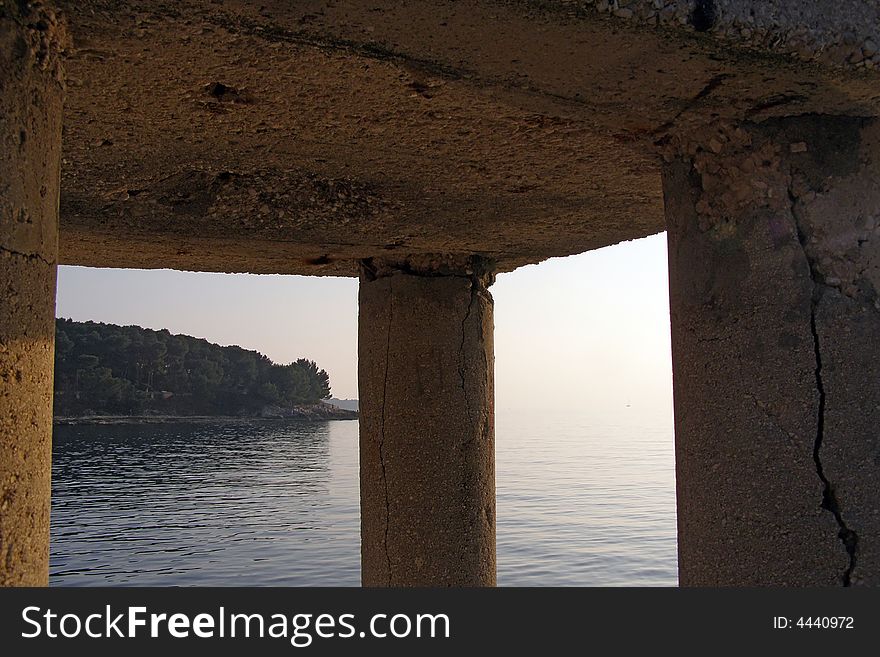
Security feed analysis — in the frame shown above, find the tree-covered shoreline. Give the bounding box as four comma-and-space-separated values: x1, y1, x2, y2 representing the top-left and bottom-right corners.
54, 319, 334, 418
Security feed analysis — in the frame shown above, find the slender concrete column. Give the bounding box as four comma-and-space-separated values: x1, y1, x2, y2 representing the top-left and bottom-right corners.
0, 4, 65, 586
664, 116, 880, 586
358, 256, 495, 586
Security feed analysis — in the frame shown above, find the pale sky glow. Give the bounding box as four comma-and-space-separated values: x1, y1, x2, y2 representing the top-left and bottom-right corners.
56, 233, 673, 422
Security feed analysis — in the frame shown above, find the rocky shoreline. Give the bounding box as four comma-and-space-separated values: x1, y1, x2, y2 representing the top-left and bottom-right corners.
54, 403, 358, 426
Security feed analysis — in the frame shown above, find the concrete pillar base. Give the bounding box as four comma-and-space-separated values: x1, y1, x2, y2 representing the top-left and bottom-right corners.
664, 116, 880, 586
0, 3, 65, 586
358, 256, 496, 586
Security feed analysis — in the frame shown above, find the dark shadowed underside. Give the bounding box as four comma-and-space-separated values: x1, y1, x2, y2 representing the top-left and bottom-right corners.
56, 0, 880, 275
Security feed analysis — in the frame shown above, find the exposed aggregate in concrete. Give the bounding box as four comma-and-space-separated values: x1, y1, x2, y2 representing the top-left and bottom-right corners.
554, 1, 880, 70
0, 0, 65, 587
44, 1, 880, 275
666, 116, 880, 585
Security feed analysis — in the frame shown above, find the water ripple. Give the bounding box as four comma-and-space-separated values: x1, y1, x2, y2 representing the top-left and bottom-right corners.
50, 412, 677, 586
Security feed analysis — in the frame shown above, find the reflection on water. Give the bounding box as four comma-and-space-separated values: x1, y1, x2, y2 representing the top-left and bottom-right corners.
51, 421, 359, 586
51, 412, 677, 586
496, 412, 677, 586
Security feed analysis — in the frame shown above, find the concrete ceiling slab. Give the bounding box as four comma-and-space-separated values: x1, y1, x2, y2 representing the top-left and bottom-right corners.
56, 1, 880, 274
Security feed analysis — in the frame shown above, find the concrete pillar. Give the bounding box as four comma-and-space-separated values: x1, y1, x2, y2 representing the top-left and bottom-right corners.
358, 256, 495, 586
664, 116, 880, 586
0, 4, 65, 586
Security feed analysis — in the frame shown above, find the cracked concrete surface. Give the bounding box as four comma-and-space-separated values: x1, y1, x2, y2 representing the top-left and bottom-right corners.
665, 115, 880, 585
806, 307, 860, 586
45, 1, 880, 275
0, 246, 53, 267
786, 118, 880, 586
5, 1, 880, 588
358, 258, 495, 586
458, 275, 481, 442
792, 186, 860, 587
0, 0, 64, 586
378, 277, 393, 587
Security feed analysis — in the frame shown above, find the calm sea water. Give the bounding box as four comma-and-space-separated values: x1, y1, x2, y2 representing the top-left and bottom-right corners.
50, 411, 677, 586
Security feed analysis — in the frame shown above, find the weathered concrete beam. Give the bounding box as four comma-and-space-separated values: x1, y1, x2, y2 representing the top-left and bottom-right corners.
50, 1, 880, 275
0, 3, 66, 586
665, 115, 880, 585
358, 255, 495, 586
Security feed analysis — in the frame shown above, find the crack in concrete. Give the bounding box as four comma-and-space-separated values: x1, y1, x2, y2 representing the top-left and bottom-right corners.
458, 277, 479, 446
744, 392, 800, 449
206, 11, 613, 115
379, 279, 394, 586
790, 190, 860, 586
694, 333, 732, 344
652, 74, 731, 140
0, 245, 54, 267
209, 13, 469, 82
807, 300, 859, 586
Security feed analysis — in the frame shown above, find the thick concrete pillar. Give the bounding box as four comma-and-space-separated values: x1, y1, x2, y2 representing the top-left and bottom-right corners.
664, 116, 880, 586
1, 4, 65, 586
358, 256, 495, 586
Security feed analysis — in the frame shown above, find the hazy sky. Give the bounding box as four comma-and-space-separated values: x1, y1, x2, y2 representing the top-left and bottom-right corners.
56, 233, 673, 421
